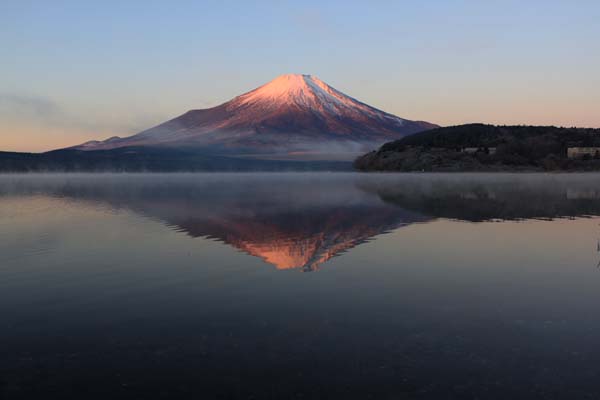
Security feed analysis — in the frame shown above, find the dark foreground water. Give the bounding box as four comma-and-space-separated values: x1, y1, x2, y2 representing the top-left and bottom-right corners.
2, 173, 600, 399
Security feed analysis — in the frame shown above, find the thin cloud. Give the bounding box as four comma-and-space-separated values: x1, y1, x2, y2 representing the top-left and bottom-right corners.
0, 93, 61, 119
0, 92, 164, 136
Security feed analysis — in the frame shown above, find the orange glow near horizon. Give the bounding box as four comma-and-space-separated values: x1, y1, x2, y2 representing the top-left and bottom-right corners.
1, 127, 87, 153
3, 114, 600, 153
0, 123, 125, 153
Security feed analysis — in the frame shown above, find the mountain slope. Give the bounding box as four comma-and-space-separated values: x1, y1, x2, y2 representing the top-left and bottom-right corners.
74, 74, 437, 157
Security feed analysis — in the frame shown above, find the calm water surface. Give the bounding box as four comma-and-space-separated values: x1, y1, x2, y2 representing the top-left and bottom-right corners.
2, 173, 600, 399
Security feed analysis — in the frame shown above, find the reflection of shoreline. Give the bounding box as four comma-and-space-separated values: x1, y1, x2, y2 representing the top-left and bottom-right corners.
566, 189, 600, 200
355, 174, 600, 222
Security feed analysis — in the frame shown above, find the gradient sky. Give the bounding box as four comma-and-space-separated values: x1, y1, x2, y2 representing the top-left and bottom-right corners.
1, 0, 599, 152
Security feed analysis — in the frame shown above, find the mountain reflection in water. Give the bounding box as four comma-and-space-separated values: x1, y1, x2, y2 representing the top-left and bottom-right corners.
4, 173, 600, 270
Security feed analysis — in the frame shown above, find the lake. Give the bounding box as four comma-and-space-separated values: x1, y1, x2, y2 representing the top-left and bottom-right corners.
2, 173, 600, 399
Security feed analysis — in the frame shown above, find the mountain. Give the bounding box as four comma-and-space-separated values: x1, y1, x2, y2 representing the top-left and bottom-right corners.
73, 74, 437, 159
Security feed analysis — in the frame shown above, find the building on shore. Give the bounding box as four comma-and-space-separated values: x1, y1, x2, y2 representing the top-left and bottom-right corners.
567, 147, 600, 159
461, 147, 497, 155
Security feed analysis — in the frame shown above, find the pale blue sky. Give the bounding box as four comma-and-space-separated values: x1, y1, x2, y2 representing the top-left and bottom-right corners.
1, 0, 599, 151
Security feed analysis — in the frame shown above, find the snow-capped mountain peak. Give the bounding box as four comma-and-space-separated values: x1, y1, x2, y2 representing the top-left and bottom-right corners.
237, 74, 317, 104
71, 74, 438, 157
232, 74, 401, 121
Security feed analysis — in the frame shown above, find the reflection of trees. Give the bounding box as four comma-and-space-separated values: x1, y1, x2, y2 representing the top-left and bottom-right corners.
357, 175, 600, 221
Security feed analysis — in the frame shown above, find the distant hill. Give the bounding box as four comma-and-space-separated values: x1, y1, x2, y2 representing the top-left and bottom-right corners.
354, 124, 600, 172
0, 147, 351, 172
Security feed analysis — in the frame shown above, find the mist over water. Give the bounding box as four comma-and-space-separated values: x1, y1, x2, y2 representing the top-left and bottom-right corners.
3, 173, 600, 398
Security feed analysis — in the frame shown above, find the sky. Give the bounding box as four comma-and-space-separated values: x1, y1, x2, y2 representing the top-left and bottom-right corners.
1, 0, 599, 152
